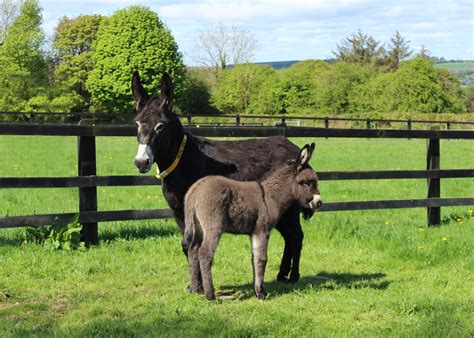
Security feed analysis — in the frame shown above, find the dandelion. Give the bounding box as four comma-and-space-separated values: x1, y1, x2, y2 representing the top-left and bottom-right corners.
457, 218, 463, 223
442, 237, 449, 241
384, 221, 390, 225
418, 227, 425, 231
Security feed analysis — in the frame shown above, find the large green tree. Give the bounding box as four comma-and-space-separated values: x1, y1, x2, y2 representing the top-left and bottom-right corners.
0, 0, 47, 111
52, 14, 103, 112
86, 6, 186, 113
212, 64, 275, 115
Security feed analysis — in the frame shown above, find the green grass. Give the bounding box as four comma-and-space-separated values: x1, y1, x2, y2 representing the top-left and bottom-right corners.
1, 136, 473, 336
434, 62, 474, 71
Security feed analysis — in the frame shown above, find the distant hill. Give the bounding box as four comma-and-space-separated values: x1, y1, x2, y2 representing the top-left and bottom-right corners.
252, 59, 474, 86
434, 61, 474, 86
253, 60, 300, 69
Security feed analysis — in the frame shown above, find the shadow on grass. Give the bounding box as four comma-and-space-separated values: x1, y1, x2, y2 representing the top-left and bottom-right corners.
219, 271, 389, 300
100, 223, 180, 242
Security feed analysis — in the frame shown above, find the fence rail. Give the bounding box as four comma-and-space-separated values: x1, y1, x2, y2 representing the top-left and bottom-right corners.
1, 111, 474, 129
1, 122, 473, 244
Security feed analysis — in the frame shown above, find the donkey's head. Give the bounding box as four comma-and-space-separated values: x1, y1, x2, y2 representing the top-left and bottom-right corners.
292, 143, 322, 210
132, 71, 177, 173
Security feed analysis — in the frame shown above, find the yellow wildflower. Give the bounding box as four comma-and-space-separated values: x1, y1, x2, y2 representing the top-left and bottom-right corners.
442, 237, 449, 241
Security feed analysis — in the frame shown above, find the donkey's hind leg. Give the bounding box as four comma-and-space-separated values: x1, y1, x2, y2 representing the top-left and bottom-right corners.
198, 229, 222, 300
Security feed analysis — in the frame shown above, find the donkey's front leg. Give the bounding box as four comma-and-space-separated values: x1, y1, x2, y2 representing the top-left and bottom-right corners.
251, 231, 270, 299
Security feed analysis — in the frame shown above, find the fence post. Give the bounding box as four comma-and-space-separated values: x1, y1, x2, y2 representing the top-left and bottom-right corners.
236, 115, 240, 126
78, 128, 98, 245
324, 117, 329, 129
407, 119, 412, 130
366, 118, 371, 129
187, 115, 192, 126
447, 122, 451, 130
427, 137, 441, 226
281, 115, 286, 127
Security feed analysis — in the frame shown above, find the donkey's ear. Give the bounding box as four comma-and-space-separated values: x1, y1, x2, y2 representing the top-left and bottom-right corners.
297, 143, 314, 170
160, 73, 173, 106
132, 71, 150, 111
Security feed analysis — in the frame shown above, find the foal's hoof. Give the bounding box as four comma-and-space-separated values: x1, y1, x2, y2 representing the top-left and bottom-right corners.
205, 292, 216, 301
255, 288, 267, 300
187, 284, 204, 294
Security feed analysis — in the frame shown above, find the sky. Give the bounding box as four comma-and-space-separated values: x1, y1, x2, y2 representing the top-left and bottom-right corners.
40, 0, 474, 65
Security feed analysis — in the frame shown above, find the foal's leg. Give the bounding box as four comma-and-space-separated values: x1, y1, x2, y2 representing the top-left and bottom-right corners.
198, 230, 222, 300
251, 231, 270, 299
187, 245, 201, 293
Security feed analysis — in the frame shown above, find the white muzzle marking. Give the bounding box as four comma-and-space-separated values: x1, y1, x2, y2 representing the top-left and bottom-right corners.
309, 194, 322, 209
135, 143, 154, 171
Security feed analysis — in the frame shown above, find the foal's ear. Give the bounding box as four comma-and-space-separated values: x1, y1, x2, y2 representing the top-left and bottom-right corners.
160, 73, 173, 107
132, 71, 150, 111
296, 143, 315, 170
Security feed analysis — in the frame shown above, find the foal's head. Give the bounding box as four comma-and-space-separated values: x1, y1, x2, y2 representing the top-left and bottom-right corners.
291, 143, 322, 210
132, 71, 179, 173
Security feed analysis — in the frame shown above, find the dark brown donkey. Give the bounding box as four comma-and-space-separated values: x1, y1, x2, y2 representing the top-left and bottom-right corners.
184, 144, 322, 300
132, 71, 316, 283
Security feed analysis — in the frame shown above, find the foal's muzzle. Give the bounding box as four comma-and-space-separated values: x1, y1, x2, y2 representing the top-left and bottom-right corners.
309, 194, 323, 210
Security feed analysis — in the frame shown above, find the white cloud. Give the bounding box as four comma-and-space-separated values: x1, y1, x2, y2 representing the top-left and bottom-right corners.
40, 0, 474, 62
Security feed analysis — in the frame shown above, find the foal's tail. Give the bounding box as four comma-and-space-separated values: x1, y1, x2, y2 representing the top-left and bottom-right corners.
183, 198, 203, 251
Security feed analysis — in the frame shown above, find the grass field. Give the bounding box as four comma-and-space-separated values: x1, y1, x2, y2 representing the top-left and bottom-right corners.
434, 62, 474, 71
1, 135, 473, 336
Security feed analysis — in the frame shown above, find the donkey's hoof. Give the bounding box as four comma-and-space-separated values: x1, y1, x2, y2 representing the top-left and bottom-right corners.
276, 273, 289, 282
288, 273, 300, 283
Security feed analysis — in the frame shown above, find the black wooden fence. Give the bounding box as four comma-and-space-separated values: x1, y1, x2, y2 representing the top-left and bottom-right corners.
2, 111, 474, 130
1, 123, 473, 245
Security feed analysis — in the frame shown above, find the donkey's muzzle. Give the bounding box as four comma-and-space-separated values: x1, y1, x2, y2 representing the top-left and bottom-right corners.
135, 158, 151, 173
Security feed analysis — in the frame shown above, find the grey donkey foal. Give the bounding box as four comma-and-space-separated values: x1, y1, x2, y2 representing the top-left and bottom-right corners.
183, 143, 322, 300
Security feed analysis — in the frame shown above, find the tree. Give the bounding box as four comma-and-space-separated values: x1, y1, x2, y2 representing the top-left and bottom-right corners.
417, 44, 430, 58
193, 22, 259, 71
52, 14, 103, 111
386, 31, 412, 71
465, 86, 474, 112
333, 30, 386, 68
212, 64, 274, 114
0, 0, 19, 43
86, 6, 186, 113
0, 0, 47, 112
253, 60, 330, 115
179, 70, 217, 115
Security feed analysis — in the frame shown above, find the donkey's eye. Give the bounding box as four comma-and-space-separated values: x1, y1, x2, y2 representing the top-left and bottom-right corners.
154, 122, 164, 132
302, 182, 310, 187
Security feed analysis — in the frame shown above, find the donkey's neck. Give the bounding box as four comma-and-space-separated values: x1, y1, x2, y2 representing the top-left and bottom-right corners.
261, 166, 295, 220
155, 117, 186, 174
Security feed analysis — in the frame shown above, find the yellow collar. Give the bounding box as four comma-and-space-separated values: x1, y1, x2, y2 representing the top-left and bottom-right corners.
155, 134, 187, 180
